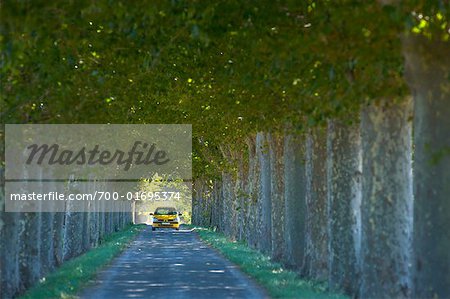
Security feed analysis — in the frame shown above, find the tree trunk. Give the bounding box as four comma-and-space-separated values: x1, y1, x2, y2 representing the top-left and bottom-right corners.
89, 180, 100, 247
20, 210, 42, 289
327, 120, 362, 294
211, 181, 221, 230
53, 211, 64, 266
222, 171, 234, 238
304, 128, 329, 281
216, 181, 224, 232
38, 168, 54, 275
39, 212, 54, 275
236, 151, 247, 242
81, 202, 91, 252
246, 135, 259, 249
191, 181, 199, 225
360, 99, 413, 298
283, 133, 307, 270
256, 132, 272, 254
19, 167, 43, 289
0, 210, 22, 299
269, 133, 285, 261
99, 197, 106, 242
403, 35, 450, 299
63, 180, 83, 261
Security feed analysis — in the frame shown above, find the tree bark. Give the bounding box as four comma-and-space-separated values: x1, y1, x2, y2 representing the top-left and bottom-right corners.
38, 168, 55, 275
360, 99, 413, 298
403, 35, 450, 298
20, 210, 42, 289
0, 209, 22, 299
222, 171, 235, 239
327, 120, 362, 294
246, 135, 259, 249
283, 133, 307, 270
191, 180, 200, 226
269, 133, 285, 261
63, 180, 83, 261
304, 128, 329, 281
53, 211, 64, 266
236, 151, 247, 242
39, 211, 54, 275
256, 132, 272, 254
81, 202, 90, 252
19, 168, 42, 289
211, 181, 221, 230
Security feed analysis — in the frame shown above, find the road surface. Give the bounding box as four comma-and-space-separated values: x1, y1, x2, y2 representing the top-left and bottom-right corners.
80, 226, 267, 299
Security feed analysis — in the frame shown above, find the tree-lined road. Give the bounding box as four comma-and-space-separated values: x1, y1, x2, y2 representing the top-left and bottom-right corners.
80, 226, 266, 299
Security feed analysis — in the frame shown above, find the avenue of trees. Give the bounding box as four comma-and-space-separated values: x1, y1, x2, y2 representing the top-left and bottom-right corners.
1, 0, 449, 298
0, 173, 132, 298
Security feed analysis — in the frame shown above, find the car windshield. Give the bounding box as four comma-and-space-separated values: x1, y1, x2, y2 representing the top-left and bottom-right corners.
154, 207, 177, 215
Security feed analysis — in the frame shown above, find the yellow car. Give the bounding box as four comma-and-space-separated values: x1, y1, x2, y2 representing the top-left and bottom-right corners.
150, 207, 182, 231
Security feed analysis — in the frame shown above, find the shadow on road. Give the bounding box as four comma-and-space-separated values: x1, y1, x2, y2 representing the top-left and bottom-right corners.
80, 226, 266, 299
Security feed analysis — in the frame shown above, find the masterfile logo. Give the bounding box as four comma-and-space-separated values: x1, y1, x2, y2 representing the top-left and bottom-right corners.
6, 124, 191, 180
26, 141, 170, 171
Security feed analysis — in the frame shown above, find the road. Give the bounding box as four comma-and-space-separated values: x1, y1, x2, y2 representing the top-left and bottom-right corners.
80, 226, 267, 299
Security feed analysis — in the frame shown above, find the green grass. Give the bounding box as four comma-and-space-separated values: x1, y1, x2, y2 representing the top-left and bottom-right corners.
19, 224, 146, 299
196, 228, 348, 299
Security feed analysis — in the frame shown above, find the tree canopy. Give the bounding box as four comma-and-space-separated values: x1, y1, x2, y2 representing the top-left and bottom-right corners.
1, 0, 449, 178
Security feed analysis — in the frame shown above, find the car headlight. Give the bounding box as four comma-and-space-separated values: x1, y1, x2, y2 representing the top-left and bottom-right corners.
152, 217, 159, 222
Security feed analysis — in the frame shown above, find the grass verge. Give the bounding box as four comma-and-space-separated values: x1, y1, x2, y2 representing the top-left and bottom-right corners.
196, 228, 348, 299
19, 224, 146, 299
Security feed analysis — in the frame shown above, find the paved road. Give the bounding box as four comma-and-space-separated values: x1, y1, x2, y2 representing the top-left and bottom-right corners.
80, 226, 267, 299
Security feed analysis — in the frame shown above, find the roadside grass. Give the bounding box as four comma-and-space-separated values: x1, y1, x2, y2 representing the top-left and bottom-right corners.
196, 228, 348, 299
19, 224, 146, 299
